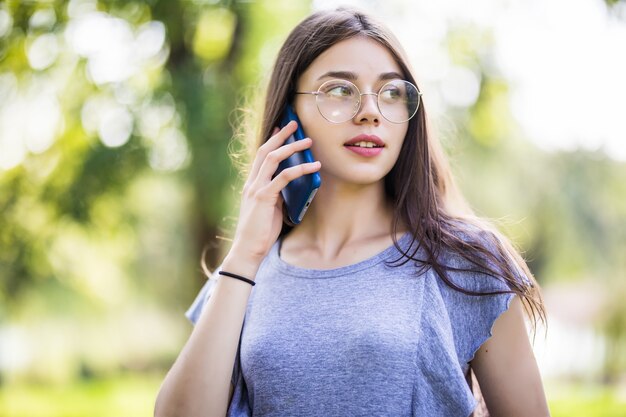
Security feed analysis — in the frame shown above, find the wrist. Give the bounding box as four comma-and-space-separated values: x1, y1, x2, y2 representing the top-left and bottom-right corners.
221, 247, 264, 281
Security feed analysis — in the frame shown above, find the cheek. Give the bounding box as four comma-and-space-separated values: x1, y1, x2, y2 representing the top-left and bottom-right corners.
394, 124, 409, 147
295, 102, 334, 147
388, 125, 409, 162
309, 128, 333, 160
293, 97, 319, 131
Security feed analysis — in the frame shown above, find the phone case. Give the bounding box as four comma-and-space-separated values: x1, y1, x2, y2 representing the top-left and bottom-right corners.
274, 105, 322, 224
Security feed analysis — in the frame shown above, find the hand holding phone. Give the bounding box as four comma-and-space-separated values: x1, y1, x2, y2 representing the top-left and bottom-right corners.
228, 118, 321, 264
273, 105, 322, 224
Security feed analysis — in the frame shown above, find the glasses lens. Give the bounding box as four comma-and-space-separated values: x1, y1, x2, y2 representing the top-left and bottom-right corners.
316, 80, 360, 123
378, 80, 420, 123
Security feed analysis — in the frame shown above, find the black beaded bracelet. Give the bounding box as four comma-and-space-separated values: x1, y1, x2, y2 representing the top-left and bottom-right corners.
218, 270, 256, 286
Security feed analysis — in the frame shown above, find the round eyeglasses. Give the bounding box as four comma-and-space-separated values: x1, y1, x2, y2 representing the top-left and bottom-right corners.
295, 79, 422, 124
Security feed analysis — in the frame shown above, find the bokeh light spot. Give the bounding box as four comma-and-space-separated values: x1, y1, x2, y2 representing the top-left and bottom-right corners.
98, 106, 133, 148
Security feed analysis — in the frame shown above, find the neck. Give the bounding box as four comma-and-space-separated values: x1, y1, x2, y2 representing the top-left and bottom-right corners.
285, 176, 398, 255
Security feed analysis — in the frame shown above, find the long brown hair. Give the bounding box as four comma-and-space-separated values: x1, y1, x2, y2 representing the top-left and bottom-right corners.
246, 7, 545, 330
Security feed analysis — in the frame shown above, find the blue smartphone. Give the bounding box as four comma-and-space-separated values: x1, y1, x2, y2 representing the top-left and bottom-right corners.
274, 105, 321, 224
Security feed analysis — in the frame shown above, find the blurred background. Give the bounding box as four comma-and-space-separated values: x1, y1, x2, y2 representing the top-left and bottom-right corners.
0, 0, 625, 416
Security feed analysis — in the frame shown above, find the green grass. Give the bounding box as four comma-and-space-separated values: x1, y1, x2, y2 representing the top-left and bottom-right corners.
0, 374, 163, 417
1, 374, 625, 417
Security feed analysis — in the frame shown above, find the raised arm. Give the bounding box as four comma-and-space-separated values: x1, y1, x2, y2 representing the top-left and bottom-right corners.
154, 121, 322, 417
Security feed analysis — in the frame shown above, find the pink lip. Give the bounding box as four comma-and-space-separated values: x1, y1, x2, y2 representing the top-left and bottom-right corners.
344, 134, 385, 147
343, 134, 385, 157
345, 146, 383, 157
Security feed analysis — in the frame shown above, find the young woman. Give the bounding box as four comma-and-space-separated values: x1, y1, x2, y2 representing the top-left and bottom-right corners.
155, 7, 550, 417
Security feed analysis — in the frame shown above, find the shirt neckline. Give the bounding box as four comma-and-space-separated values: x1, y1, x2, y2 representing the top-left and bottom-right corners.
269, 231, 415, 278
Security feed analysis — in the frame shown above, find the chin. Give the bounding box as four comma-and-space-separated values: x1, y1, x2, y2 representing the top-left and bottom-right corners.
321, 163, 393, 186
341, 171, 388, 186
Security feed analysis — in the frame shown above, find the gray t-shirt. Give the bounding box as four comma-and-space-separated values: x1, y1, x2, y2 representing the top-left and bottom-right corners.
186, 232, 515, 417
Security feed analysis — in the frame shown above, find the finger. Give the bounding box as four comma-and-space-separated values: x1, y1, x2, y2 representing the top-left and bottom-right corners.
247, 126, 279, 184
248, 122, 298, 181
263, 161, 321, 196
256, 136, 314, 184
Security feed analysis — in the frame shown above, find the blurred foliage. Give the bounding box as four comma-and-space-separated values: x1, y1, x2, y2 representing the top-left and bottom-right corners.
548, 381, 626, 417
606, 0, 626, 7
0, 373, 162, 417
442, 18, 626, 382
0, 0, 311, 384
0, 0, 625, 415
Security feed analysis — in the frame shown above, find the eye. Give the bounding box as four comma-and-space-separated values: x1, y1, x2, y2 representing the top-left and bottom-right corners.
380, 85, 403, 102
321, 82, 355, 98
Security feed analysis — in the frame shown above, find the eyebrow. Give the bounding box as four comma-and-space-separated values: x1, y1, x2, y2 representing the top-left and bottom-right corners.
316, 71, 404, 81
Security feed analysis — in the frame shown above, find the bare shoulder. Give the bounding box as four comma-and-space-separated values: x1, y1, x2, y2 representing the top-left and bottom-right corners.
470, 296, 551, 417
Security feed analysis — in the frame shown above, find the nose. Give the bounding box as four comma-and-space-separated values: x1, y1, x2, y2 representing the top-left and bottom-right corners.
353, 93, 380, 125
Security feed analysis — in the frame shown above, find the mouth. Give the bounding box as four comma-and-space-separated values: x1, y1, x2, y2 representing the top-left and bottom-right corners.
343, 134, 385, 149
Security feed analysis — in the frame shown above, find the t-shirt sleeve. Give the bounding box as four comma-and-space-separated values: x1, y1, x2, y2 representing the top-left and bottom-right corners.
435, 232, 527, 368
443, 271, 515, 367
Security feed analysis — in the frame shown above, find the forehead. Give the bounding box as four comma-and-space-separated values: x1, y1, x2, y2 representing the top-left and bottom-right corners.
299, 36, 403, 85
